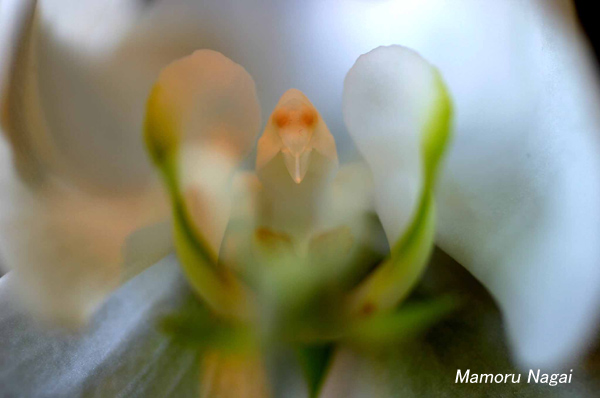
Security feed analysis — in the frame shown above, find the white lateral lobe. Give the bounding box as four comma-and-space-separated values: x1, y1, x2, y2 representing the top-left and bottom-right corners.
432, 1, 600, 368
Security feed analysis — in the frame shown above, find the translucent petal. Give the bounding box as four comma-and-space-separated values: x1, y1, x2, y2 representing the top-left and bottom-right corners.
342, 45, 451, 314
0, 140, 171, 325
146, 50, 261, 165
343, 45, 439, 244
144, 50, 261, 317
0, 1, 172, 325
432, 3, 600, 368
3, 0, 151, 188
4, 0, 243, 190
145, 49, 261, 257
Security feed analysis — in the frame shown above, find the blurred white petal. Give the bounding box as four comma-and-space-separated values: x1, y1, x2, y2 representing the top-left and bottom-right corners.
432, 1, 600, 368
0, 140, 171, 325
0, 257, 200, 398
0, 3, 172, 324
38, 0, 145, 54
9, 0, 229, 189
146, 49, 262, 255
147, 50, 261, 161
4, 0, 151, 188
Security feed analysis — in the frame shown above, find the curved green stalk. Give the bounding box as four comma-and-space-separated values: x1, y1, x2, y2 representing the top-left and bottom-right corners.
347, 72, 453, 317
144, 87, 250, 320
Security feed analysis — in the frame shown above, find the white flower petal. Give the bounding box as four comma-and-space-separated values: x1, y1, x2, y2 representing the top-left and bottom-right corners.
342, 45, 451, 315
0, 137, 172, 326
0, 257, 200, 397
146, 49, 262, 256
0, 0, 174, 324
38, 0, 145, 54
0, 139, 171, 325
343, 45, 438, 244
433, 2, 600, 368
6, 0, 223, 189
148, 50, 262, 161
2, 0, 150, 188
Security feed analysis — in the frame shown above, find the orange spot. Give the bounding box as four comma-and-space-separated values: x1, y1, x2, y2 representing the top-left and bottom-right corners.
301, 107, 317, 127
273, 108, 290, 127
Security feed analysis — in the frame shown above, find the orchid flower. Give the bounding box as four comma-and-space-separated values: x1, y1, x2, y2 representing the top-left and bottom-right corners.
1, 0, 600, 397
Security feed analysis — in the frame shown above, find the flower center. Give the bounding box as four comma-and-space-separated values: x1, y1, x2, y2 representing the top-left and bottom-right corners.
256, 88, 338, 186
273, 98, 317, 183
